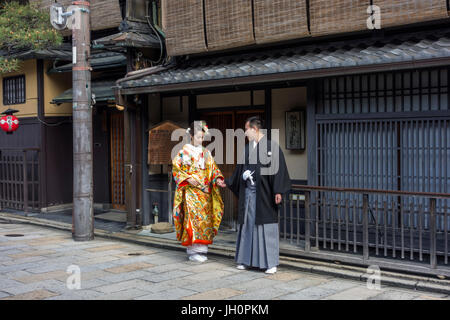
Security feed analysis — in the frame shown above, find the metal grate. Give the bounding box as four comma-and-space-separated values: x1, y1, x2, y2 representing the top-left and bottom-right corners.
3, 75, 25, 106
318, 68, 449, 114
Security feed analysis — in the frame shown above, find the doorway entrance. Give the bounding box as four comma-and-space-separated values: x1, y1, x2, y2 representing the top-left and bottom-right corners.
110, 112, 126, 211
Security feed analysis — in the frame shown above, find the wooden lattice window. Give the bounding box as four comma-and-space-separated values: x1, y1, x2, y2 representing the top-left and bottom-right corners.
3, 75, 26, 105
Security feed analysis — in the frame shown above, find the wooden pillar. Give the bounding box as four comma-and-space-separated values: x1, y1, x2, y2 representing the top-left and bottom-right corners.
36, 59, 47, 210
124, 97, 136, 228
306, 80, 317, 186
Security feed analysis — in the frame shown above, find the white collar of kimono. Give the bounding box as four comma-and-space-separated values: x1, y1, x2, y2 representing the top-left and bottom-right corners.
185, 144, 206, 169
186, 143, 203, 153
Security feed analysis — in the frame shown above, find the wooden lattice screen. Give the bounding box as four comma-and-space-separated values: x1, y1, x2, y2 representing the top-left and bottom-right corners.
373, 0, 449, 28
204, 0, 254, 51
253, 0, 309, 44
309, 0, 370, 36
163, 0, 208, 56
110, 113, 125, 211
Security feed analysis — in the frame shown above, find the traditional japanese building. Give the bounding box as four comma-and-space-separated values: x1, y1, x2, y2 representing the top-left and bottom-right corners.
115, 1, 450, 276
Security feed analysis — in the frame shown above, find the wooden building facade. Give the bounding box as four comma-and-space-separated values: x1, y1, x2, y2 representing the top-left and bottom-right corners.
115, 1, 450, 276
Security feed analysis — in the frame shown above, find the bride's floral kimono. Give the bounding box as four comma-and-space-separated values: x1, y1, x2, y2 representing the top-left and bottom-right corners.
172, 144, 224, 248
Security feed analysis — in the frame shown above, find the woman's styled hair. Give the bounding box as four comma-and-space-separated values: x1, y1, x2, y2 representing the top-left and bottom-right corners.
186, 120, 208, 136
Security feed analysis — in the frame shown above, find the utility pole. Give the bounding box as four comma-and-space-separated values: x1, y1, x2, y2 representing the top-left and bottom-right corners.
71, 1, 93, 241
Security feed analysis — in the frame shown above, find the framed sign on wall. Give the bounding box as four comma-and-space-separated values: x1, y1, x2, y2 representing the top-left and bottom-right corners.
285, 110, 305, 150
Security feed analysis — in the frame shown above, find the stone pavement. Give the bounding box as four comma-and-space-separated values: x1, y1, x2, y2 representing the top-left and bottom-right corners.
0, 221, 448, 300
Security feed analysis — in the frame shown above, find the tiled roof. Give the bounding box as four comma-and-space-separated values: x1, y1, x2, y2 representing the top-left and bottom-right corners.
119, 29, 450, 90
47, 52, 126, 73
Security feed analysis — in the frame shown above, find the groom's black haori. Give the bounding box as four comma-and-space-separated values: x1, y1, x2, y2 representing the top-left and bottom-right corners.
227, 135, 291, 225
226, 117, 291, 270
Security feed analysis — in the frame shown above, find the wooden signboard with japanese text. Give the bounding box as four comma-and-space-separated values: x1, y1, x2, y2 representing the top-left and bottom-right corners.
148, 121, 184, 165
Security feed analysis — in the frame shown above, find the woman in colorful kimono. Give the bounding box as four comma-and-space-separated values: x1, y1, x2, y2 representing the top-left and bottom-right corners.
172, 121, 227, 262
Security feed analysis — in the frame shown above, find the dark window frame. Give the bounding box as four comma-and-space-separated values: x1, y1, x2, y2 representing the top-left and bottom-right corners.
3, 75, 26, 105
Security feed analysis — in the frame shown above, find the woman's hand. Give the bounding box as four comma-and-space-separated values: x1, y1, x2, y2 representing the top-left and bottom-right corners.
187, 177, 200, 187
216, 178, 226, 188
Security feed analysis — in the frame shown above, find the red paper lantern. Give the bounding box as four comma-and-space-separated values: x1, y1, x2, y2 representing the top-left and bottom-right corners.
0, 114, 19, 134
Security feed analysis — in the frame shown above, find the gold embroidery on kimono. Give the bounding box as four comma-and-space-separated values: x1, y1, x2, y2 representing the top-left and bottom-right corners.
172, 144, 224, 246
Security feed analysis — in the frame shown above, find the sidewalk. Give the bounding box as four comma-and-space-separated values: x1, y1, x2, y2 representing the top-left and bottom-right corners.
1, 221, 448, 300
1, 210, 450, 296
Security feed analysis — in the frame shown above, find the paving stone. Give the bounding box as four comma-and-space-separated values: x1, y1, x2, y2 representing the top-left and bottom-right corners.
313, 279, 359, 292
0, 244, 28, 251
184, 262, 229, 273
325, 285, 384, 300
14, 270, 68, 284
141, 270, 193, 283
2, 279, 69, 296
76, 255, 121, 266
145, 262, 194, 274
273, 276, 329, 292
94, 288, 150, 300
135, 287, 198, 300
45, 289, 103, 300
0, 262, 47, 273
231, 287, 291, 300
264, 271, 304, 282
278, 287, 337, 300
85, 244, 128, 252
3, 270, 32, 279
104, 262, 155, 274
78, 270, 111, 282
229, 278, 281, 292
8, 250, 56, 259
78, 278, 110, 290
0, 278, 24, 288
73, 262, 122, 273
188, 270, 234, 282
108, 255, 158, 266
183, 288, 244, 300
25, 263, 73, 274
222, 270, 267, 282
100, 270, 151, 283
2, 289, 58, 300
94, 279, 154, 294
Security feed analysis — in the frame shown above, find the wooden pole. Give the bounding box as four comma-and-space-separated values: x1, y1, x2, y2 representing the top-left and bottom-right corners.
72, 1, 93, 241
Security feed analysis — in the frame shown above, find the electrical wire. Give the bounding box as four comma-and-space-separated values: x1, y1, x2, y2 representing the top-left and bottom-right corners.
36, 113, 72, 127
145, 1, 164, 65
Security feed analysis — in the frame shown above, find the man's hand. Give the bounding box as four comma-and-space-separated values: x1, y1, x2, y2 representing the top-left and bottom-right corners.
187, 177, 200, 187
275, 194, 282, 204
216, 178, 226, 188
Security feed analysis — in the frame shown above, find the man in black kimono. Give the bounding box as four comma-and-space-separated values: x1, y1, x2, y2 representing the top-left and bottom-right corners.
226, 116, 291, 274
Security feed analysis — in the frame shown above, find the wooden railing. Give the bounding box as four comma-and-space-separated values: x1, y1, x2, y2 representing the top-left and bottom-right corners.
278, 185, 450, 276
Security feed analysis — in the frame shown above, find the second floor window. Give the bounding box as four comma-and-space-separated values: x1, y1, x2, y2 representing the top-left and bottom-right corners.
3, 75, 26, 105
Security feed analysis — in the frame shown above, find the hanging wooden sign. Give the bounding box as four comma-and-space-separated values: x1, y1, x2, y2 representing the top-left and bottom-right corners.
148, 120, 184, 165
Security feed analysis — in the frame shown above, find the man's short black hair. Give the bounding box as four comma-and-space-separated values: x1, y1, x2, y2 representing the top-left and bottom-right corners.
246, 116, 264, 130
